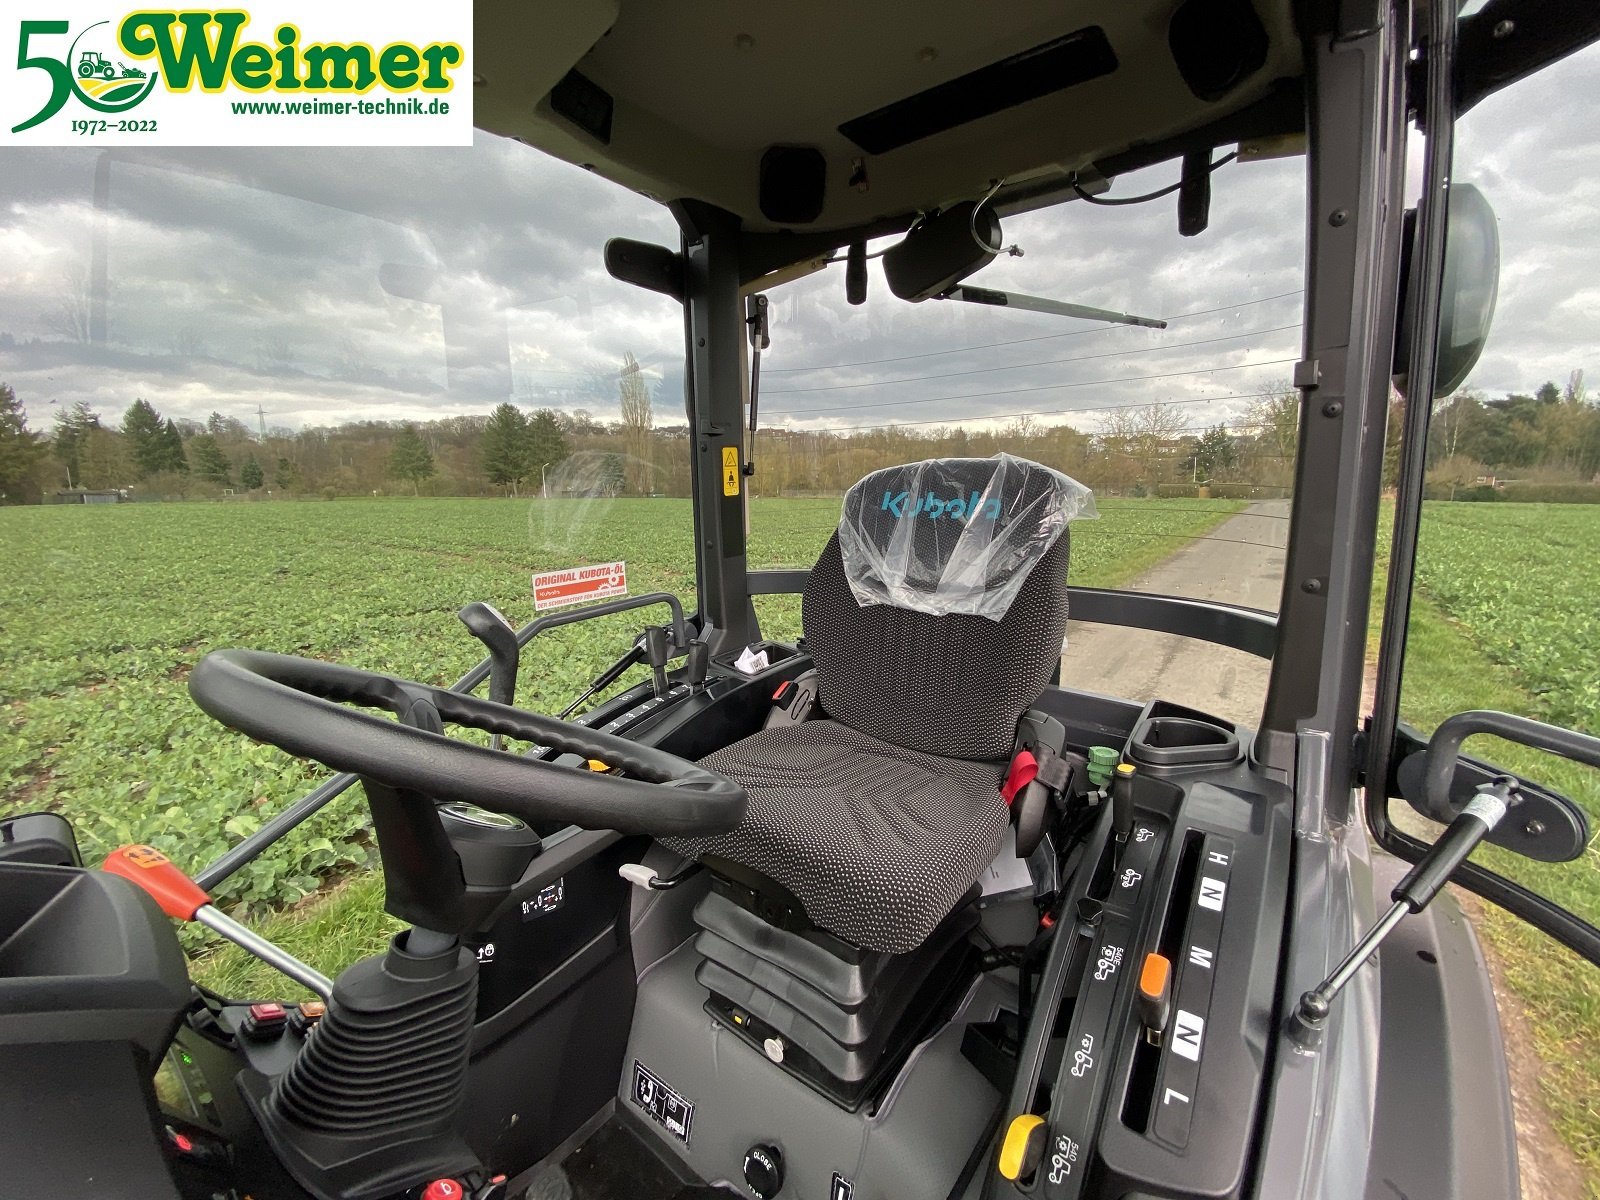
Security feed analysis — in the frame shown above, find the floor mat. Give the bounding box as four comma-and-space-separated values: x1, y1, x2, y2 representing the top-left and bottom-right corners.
520, 1117, 724, 1200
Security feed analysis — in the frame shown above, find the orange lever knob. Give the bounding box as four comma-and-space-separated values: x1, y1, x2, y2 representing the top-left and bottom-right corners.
102, 844, 212, 921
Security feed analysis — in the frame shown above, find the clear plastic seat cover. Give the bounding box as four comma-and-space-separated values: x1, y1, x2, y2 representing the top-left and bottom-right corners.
836, 453, 1097, 621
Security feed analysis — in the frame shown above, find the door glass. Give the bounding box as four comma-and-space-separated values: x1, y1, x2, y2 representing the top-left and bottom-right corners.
1385, 34, 1600, 1175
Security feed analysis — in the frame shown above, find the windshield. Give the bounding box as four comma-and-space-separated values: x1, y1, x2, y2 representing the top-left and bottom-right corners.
747, 153, 1306, 723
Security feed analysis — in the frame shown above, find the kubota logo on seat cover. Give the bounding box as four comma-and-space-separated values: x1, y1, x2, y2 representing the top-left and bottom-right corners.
881, 489, 1002, 522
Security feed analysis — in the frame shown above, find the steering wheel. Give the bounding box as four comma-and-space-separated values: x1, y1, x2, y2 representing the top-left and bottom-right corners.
188, 649, 745, 838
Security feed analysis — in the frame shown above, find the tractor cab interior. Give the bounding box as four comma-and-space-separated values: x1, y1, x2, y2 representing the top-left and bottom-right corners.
5, 2, 1600, 1200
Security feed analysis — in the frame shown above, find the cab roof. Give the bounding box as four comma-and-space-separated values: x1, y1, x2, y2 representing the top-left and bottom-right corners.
474, 0, 1305, 243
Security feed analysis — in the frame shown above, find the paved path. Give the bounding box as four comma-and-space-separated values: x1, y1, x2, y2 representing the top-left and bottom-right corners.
1061, 501, 1290, 726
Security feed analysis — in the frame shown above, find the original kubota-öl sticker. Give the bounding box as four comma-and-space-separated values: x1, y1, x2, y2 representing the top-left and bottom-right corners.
531, 561, 627, 611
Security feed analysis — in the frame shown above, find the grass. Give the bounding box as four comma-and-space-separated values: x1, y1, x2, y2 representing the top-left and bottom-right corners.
1373, 502, 1600, 1191
0, 493, 1245, 993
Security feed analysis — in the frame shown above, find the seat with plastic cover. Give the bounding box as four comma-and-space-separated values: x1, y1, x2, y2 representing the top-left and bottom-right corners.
668, 455, 1094, 955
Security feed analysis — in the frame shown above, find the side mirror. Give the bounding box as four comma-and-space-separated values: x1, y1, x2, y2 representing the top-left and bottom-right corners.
1394, 182, 1501, 398
882, 202, 1000, 302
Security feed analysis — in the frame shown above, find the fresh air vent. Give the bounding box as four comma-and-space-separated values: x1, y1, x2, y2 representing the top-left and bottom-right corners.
838, 28, 1117, 155
549, 68, 614, 145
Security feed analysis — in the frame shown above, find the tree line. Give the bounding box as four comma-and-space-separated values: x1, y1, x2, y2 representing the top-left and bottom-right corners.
2, 368, 1595, 505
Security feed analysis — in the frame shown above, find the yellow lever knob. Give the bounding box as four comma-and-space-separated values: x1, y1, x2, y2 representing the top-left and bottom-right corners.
998, 1113, 1048, 1181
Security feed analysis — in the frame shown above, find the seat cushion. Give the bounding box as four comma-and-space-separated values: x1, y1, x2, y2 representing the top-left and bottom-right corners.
664, 720, 1006, 955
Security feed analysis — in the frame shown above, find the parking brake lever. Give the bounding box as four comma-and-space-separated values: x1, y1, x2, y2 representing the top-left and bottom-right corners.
458, 602, 519, 749
104, 844, 334, 1001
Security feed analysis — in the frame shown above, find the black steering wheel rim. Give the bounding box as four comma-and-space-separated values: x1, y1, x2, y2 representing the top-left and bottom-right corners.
189, 649, 745, 838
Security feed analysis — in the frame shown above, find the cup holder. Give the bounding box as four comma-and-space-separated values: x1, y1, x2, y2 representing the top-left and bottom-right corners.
1130, 715, 1242, 768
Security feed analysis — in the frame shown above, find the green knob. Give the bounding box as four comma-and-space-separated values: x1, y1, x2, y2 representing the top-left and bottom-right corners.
1087, 745, 1120, 789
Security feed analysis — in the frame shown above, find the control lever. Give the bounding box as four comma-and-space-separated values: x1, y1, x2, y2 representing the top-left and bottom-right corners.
643, 625, 671, 698
685, 640, 710, 690
103, 845, 334, 1001
458, 602, 519, 749
1111, 762, 1137, 848
1291, 778, 1513, 1037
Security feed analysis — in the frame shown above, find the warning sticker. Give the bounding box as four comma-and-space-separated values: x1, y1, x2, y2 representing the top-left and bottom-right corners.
722, 446, 740, 496
632, 1061, 694, 1144
531, 561, 627, 612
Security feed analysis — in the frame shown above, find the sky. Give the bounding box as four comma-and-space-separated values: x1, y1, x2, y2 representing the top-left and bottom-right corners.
0, 39, 1595, 442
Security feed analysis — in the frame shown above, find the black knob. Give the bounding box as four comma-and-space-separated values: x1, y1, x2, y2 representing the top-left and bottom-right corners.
743, 1143, 784, 1199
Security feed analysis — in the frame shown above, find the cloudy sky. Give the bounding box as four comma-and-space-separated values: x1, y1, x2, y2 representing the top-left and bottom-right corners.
1, 38, 1595, 441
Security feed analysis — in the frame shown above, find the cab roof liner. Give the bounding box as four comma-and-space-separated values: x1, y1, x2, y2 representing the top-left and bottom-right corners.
474, 0, 1302, 240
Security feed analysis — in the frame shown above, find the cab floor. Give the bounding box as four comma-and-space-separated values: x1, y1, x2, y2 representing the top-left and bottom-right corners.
521, 1117, 731, 1200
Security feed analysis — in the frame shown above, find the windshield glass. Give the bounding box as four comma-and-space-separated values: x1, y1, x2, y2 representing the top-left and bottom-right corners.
747, 153, 1305, 723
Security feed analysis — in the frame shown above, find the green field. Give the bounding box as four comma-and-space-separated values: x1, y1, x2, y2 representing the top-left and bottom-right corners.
0, 495, 1240, 938
1375, 502, 1600, 1190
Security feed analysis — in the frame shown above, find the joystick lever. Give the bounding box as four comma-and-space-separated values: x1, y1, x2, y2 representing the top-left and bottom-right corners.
104, 844, 334, 1001
1291, 777, 1513, 1036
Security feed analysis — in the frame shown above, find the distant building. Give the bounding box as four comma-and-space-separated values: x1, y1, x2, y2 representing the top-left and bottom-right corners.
52, 489, 127, 505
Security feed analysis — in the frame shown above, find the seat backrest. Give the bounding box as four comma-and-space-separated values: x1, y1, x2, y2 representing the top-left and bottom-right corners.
801, 455, 1089, 760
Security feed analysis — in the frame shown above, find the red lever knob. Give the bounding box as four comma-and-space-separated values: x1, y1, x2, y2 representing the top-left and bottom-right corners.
421, 1181, 464, 1200
102, 844, 212, 921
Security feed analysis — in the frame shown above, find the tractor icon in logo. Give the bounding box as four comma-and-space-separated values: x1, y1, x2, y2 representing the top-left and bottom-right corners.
77, 51, 147, 82
67, 22, 159, 111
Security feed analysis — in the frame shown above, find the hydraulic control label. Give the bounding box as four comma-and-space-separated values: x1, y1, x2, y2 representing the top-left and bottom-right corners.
520, 878, 565, 920
632, 1060, 694, 1145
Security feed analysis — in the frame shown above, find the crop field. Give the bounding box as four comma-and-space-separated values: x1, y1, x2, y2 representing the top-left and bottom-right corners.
1378, 502, 1600, 1189
0, 494, 1241, 927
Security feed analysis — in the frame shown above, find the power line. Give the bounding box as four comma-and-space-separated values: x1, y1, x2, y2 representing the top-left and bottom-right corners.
768, 358, 1299, 418
764, 289, 1305, 374
765, 323, 1301, 395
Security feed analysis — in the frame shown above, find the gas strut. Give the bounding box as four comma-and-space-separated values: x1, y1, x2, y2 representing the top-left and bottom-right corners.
1291, 776, 1514, 1037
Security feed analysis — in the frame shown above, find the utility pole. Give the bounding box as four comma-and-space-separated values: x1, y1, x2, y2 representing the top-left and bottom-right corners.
255, 404, 269, 441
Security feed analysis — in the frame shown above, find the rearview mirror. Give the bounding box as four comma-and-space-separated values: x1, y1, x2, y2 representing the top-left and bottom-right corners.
883, 201, 1000, 302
